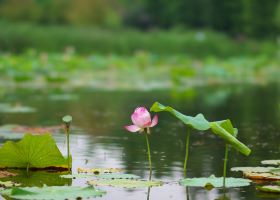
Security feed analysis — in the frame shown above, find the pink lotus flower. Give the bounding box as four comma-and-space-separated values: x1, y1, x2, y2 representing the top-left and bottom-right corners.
125, 107, 158, 133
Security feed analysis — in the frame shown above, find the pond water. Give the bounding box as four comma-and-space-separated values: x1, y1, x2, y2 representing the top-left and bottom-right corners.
0, 84, 279, 200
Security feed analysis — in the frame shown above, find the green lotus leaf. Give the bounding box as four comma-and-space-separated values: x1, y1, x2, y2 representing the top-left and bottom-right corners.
231, 167, 277, 173
150, 102, 210, 130
179, 175, 251, 189
61, 173, 140, 180
1, 186, 105, 200
0, 134, 69, 170
150, 102, 251, 156
261, 160, 280, 166
271, 169, 280, 175
88, 179, 163, 188
257, 185, 280, 193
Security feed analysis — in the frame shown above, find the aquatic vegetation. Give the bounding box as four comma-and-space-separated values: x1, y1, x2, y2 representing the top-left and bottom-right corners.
179, 175, 251, 189
125, 107, 158, 179
0, 134, 69, 171
257, 185, 280, 193
1, 186, 106, 200
77, 167, 123, 174
88, 179, 163, 188
0, 103, 36, 113
0, 171, 17, 178
61, 173, 140, 179
62, 115, 73, 173
150, 102, 251, 182
261, 160, 280, 166
0, 181, 20, 188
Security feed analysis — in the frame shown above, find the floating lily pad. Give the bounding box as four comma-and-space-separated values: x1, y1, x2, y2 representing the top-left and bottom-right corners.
77, 167, 123, 174
0, 134, 69, 170
49, 94, 79, 101
261, 160, 280, 166
0, 181, 20, 188
271, 169, 280, 175
0, 103, 36, 113
257, 185, 280, 193
1, 186, 105, 200
179, 175, 251, 189
88, 179, 163, 188
231, 167, 277, 173
0, 171, 17, 178
61, 173, 140, 179
244, 172, 280, 181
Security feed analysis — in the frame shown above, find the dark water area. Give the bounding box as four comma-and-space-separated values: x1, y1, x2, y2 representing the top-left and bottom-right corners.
0, 84, 279, 200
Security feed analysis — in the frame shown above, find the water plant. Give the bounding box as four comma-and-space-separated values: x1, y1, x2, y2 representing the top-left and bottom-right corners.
124, 107, 158, 179
62, 115, 73, 173
150, 102, 251, 188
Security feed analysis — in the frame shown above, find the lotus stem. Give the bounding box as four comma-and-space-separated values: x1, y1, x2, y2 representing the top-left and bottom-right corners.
223, 144, 229, 188
145, 132, 152, 180
66, 125, 70, 173
183, 128, 190, 177
26, 162, 30, 174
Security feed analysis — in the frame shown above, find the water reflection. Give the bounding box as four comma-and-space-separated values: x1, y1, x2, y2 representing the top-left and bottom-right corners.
0, 84, 279, 199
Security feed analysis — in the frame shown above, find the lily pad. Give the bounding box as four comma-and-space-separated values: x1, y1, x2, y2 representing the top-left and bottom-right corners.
179, 175, 251, 189
261, 160, 280, 166
61, 173, 140, 179
231, 167, 277, 173
88, 179, 163, 188
0, 171, 17, 178
0, 181, 20, 188
257, 185, 280, 193
1, 186, 105, 200
77, 167, 123, 174
0, 103, 36, 113
49, 94, 79, 101
0, 134, 69, 170
244, 172, 280, 181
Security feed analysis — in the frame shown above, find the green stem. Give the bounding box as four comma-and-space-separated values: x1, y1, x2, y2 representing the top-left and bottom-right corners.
183, 129, 191, 177
66, 126, 70, 174
26, 162, 30, 174
223, 144, 229, 188
145, 133, 152, 180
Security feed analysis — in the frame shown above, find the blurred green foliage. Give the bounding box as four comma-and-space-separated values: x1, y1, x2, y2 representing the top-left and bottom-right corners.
0, 51, 278, 89
0, 0, 279, 38
0, 21, 278, 55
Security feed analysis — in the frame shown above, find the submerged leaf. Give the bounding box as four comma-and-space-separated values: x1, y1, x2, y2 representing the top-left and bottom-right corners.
88, 179, 163, 188
179, 175, 251, 189
0, 134, 69, 170
257, 185, 280, 193
150, 102, 210, 130
77, 167, 123, 174
1, 186, 105, 200
261, 160, 280, 166
61, 173, 140, 180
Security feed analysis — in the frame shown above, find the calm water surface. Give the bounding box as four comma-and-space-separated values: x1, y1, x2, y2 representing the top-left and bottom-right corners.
0, 84, 279, 200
